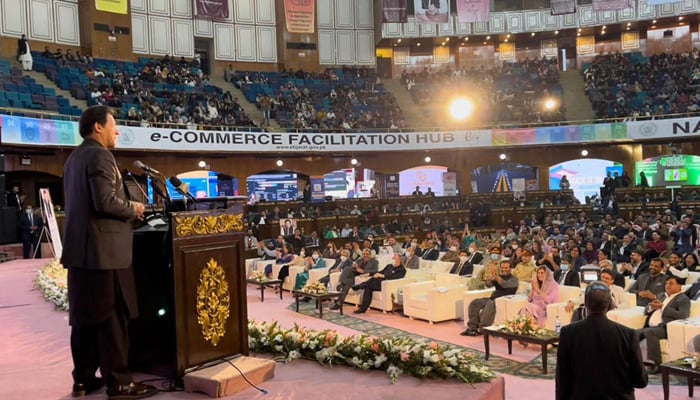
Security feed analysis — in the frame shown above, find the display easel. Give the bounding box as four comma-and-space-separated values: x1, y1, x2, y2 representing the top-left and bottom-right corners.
37, 188, 63, 259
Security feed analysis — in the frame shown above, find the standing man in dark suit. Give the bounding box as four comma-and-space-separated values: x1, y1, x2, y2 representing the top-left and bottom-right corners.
61, 106, 156, 399
19, 204, 42, 259
638, 275, 691, 374
556, 282, 648, 400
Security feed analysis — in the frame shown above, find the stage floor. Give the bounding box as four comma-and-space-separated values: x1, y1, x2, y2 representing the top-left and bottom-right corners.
0, 259, 691, 400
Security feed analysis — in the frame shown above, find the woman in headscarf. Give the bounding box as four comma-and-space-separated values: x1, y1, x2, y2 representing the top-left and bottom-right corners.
520, 265, 560, 327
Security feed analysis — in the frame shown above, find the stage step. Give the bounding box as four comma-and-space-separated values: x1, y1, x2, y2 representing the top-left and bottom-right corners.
183, 356, 275, 398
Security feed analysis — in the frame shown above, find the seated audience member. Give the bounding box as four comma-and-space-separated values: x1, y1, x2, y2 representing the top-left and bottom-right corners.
420, 240, 440, 260
403, 246, 420, 270
294, 250, 327, 300
684, 277, 700, 301
618, 250, 649, 280
461, 260, 519, 336
638, 276, 690, 374
554, 258, 580, 287
468, 248, 502, 290
628, 258, 667, 307
566, 268, 629, 322
465, 242, 484, 265
683, 252, 700, 272
449, 250, 472, 276
257, 241, 277, 261
519, 266, 559, 327
352, 253, 406, 314
322, 242, 339, 259
440, 244, 460, 263
666, 251, 689, 284
330, 249, 378, 311
264, 243, 295, 278
244, 229, 258, 250
318, 249, 352, 287
512, 250, 537, 282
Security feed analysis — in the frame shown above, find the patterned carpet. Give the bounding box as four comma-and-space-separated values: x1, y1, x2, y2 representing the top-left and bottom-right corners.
288, 301, 681, 385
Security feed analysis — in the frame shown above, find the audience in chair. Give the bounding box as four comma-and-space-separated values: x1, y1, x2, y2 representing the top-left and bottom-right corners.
352, 254, 407, 314
461, 260, 519, 336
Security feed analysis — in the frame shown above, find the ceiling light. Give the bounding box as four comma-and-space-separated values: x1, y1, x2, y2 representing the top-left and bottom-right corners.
276, 159, 283, 167
424, 156, 432, 163
499, 153, 507, 161
351, 158, 358, 165
581, 149, 589, 157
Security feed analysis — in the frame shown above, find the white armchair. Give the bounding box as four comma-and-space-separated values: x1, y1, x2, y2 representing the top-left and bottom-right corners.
343, 275, 421, 313
462, 288, 496, 328
307, 258, 338, 285
403, 273, 468, 324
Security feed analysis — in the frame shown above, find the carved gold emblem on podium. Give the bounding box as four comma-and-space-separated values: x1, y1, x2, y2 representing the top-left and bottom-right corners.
196, 258, 231, 346
174, 213, 244, 238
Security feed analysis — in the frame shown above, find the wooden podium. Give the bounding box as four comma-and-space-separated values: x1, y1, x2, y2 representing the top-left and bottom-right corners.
129, 202, 249, 379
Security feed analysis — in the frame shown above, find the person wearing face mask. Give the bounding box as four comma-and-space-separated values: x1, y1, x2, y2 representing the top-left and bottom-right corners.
403, 246, 420, 269
440, 244, 460, 263
318, 249, 352, 287
468, 248, 502, 290
294, 250, 327, 300
554, 258, 580, 287
449, 250, 473, 276
19, 204, 43, 259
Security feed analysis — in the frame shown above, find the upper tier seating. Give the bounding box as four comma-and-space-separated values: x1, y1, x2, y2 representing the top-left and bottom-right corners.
32, 52, 259, 129
231, 67, 407, 131
0, 59, 78, 116
583, 50, 700, 120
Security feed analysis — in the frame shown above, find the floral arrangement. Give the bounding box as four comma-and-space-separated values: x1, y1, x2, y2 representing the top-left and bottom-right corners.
34, 259, 69, 311
301, 280, 328, 295
248, 270, 269, 282
502, 314, 551, 337
248, 320, 495, 384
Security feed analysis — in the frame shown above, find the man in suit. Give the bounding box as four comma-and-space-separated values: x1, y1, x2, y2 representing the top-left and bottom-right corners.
628, 258, 667, 307
403, 246, 420, 269
61, 106, 156, 399
554, 258, 580, 287
638, 275, 691, 373
281, 218, 295, 237
421, 240, 439, 261
6, 186, 22, 211
330, 248, 378, 311
684, 279, 700, 301
556, 282, 648, 400
449, 250, 470, 275
618, 250, 649, 280
19, 204, 42, 259
461, 260, 519, 336
352, 253, 406, 314
318, 249, 352, 287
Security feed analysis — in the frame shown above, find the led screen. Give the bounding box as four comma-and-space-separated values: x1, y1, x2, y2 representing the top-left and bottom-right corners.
471, 163, 538, 193
549, 158, 620, 202
635, 155, 700, 187
247, 172, 299, 203
399, 166, 448, 196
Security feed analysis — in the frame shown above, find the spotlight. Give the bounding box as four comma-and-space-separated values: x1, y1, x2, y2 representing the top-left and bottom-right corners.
276, 159, 283, 167
544, 98, 557, 110
198, 160, 206, 168
424, 156, 432, 163
499, 153, 507, 161
581, 149, 589, 157
350, 158, 358, 166
449, 98, 474, 121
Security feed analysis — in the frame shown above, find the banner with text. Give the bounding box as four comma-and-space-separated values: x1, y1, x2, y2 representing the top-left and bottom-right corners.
592, 0, 631, 10
442, 172, 458, 196
95, 0, 127, 14
195, 0, 230, 19
382, 0, 408, 22
5, 114, 700, 153
550, 0, 576, 15
284, 0, 315, 33
39, 188, 63, 259
646, 0, 682, 4
456, 0, 490, 23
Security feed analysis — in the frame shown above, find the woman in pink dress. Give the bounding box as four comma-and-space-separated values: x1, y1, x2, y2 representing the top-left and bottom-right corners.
521, 266, 560, 327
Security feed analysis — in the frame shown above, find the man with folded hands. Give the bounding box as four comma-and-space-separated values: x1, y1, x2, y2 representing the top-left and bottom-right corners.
352, 253, 406, 314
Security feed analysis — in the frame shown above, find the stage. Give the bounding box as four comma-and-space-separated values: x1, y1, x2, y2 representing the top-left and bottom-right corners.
0, 259, 691, 399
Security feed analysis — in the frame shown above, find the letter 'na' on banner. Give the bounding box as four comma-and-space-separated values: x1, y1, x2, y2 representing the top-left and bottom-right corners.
94, 0, 127, 14
456, 0, 490, 23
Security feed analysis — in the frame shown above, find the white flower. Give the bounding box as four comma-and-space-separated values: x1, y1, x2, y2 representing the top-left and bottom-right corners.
374, 354, 387, 367
274, 334, 283, 343
274, 345, 283, 352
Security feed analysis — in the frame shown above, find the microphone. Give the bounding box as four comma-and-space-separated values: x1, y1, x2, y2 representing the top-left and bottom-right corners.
168, 176, 197, 203
133, 160, 162, 176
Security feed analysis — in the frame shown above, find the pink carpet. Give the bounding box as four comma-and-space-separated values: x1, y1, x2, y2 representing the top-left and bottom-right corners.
0, 259, 692, 399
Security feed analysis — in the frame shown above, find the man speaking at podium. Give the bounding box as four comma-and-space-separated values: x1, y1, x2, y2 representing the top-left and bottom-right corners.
62, 106, 157, 399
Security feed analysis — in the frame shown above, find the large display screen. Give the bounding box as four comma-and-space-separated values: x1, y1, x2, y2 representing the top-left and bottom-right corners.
471, 163, 538, 194
549, 158, 620, 202
146, 171, 226, 203
635, 155, 700, 187
399, 166, 448, 196
247, 172, 299, 202
323, 168, 376, 199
